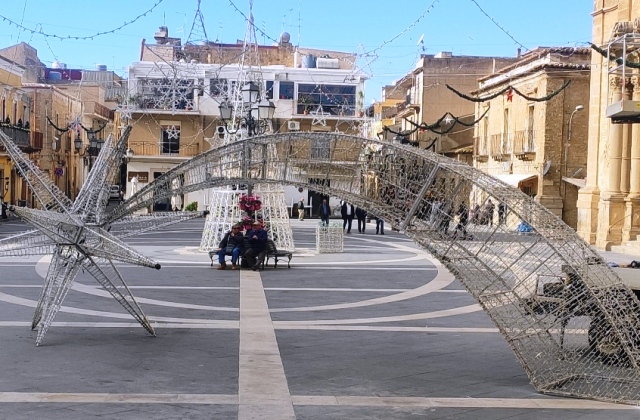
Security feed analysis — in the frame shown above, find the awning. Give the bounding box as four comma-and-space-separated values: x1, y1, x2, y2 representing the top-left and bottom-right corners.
493, 173, 537, 187
562, 177, 586, 188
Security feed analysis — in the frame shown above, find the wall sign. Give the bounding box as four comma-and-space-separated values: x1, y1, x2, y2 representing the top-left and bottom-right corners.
128, 172, 149, 183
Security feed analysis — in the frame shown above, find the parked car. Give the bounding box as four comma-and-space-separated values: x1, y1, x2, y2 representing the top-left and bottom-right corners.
109, 185, 121, 200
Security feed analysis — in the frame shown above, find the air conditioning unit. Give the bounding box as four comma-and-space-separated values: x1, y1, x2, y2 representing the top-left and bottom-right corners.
216, 125, 226, 135
316, 57, 340, 69
287, 121, 300, 131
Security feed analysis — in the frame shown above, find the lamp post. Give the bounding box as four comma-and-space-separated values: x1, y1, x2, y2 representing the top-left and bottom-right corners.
562, 104, 584, 220
565, 105, 584, 179
74, 130, 104, 171
218, 81, 276, 195
120, 148, 134, 201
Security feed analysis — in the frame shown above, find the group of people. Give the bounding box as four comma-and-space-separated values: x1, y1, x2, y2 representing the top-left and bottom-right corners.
215, 221, 268, 271
340, 200, 384, 234
303, 198, 385, 234
469, 200, 507, 226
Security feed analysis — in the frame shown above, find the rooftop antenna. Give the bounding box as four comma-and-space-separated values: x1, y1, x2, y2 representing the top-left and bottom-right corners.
296, 1, 301, 47
187, 0, 209, 44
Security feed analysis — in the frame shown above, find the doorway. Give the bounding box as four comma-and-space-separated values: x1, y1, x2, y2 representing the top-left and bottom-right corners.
308, 178, 330, 218
152, 171, 171, 211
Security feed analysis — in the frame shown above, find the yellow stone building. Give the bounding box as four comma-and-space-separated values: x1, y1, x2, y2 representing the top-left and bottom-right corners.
0, 55, 42, 209
472, 47, 591, 229
576, 1, 640, 249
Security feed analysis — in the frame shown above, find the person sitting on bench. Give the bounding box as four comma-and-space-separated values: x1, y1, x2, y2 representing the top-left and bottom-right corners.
216, 224, 244, 270
244, 221, 268, 271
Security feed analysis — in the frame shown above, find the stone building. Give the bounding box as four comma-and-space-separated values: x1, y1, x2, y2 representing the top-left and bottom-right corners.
0, 54, 40, 209
124, 27, 367, 213
576, 1, 640, 250
384, 53, 516, 154
471, 47, 591, 228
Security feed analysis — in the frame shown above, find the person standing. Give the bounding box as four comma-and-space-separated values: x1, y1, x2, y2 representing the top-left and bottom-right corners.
355, 207, 367, 233
340, 200, 355, 233
297, 197, 305, 221
372, 215, 385, 235
485, 199, 495, 227
318, 198, 331, 225
244, 221, 268, 271
454, 202, 469, 239
215, 225, 244, 270
498, 202, 507, 225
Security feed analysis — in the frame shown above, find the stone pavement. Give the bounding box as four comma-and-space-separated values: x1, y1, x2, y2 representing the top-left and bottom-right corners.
0, 219, 639, 419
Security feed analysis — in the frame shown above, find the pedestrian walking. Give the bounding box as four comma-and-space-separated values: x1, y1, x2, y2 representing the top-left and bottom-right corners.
498, 202, 507, 225
340, 200, 355, 233
297, 197, 305, 221
355, 207, 367, 233
318, 198, 331, 225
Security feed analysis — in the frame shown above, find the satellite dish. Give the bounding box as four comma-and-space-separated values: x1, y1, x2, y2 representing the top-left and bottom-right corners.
542, 160, 552, 175
417, 34, 424, 46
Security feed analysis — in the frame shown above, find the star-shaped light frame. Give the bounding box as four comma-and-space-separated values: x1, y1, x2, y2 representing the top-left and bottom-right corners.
0, 127, 205, 345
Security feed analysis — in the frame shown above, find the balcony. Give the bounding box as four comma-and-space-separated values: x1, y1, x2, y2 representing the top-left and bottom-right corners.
0, 124, 43, 152
128, 141, 200, 157
84, 101, 114, 121
473, 136, 489, 161
513, 130, 536, 160
129, 95, 198, 114
490, 133, 512, 161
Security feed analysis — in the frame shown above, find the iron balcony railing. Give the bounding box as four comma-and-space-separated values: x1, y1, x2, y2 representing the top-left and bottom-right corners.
128, 141, 200, 157
0, 124, 42, 152
513, 130, 537, 155
474, 136, 489, 157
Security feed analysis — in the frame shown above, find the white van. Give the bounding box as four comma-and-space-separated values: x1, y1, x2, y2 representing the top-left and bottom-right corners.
109, 185, 121, 200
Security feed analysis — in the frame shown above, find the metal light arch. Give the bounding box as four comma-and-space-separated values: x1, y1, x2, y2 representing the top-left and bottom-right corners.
114, 132, 640, 403
4, 127, 640, 403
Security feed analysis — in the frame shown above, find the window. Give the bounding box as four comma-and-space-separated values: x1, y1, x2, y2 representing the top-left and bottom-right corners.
503, 108, 510, 154
311, 138, 331, 159
160, 124, 180, 155
265, 81, 274, 99
138, 78, 195, 110
210, 78, 229, 98
279, 81, 294, 100
296, 84, 356, 115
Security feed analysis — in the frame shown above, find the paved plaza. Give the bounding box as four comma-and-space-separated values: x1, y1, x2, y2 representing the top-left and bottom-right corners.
0, 217, 639, 419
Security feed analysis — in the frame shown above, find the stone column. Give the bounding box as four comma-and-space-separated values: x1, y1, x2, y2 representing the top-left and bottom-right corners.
596, 76, 627, 249
623, 75, 640, 242
620, 78, 633, 194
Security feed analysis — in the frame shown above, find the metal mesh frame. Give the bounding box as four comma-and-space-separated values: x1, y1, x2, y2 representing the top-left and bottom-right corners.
4, 127, 640, 404
108, 132, 640, 404
0, 128, 206, 346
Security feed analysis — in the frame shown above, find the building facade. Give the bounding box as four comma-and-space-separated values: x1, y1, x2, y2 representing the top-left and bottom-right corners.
576, 1, 640, 249
123, 27, 367, 214
0, 54, 43, 210
382, 53, 516, 154
472, 47, 591, 228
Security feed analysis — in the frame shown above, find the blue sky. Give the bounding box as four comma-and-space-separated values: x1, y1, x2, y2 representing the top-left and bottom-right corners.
0, 0, 593, 101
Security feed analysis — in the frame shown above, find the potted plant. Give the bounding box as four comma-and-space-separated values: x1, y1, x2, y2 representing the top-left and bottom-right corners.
298, 94, 314, 115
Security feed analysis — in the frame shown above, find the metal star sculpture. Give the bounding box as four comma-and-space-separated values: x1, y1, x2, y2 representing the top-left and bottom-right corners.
0, 127, 205, 345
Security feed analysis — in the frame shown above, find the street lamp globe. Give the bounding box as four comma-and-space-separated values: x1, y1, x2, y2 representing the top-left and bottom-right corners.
73, 136, 83, 153
241, 81, 260, 104
257, 99, 276, 120
89, 134, 97, 150
218, 101, 233, 121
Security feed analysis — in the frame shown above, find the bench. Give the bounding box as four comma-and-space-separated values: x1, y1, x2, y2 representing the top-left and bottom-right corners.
261, 239, 292, 269
209, 239, 292, 269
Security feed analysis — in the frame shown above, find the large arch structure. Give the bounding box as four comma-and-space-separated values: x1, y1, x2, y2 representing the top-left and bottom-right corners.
107, 132, 640, 403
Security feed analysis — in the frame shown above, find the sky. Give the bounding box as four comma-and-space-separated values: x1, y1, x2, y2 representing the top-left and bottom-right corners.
0, 0, 594, 102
